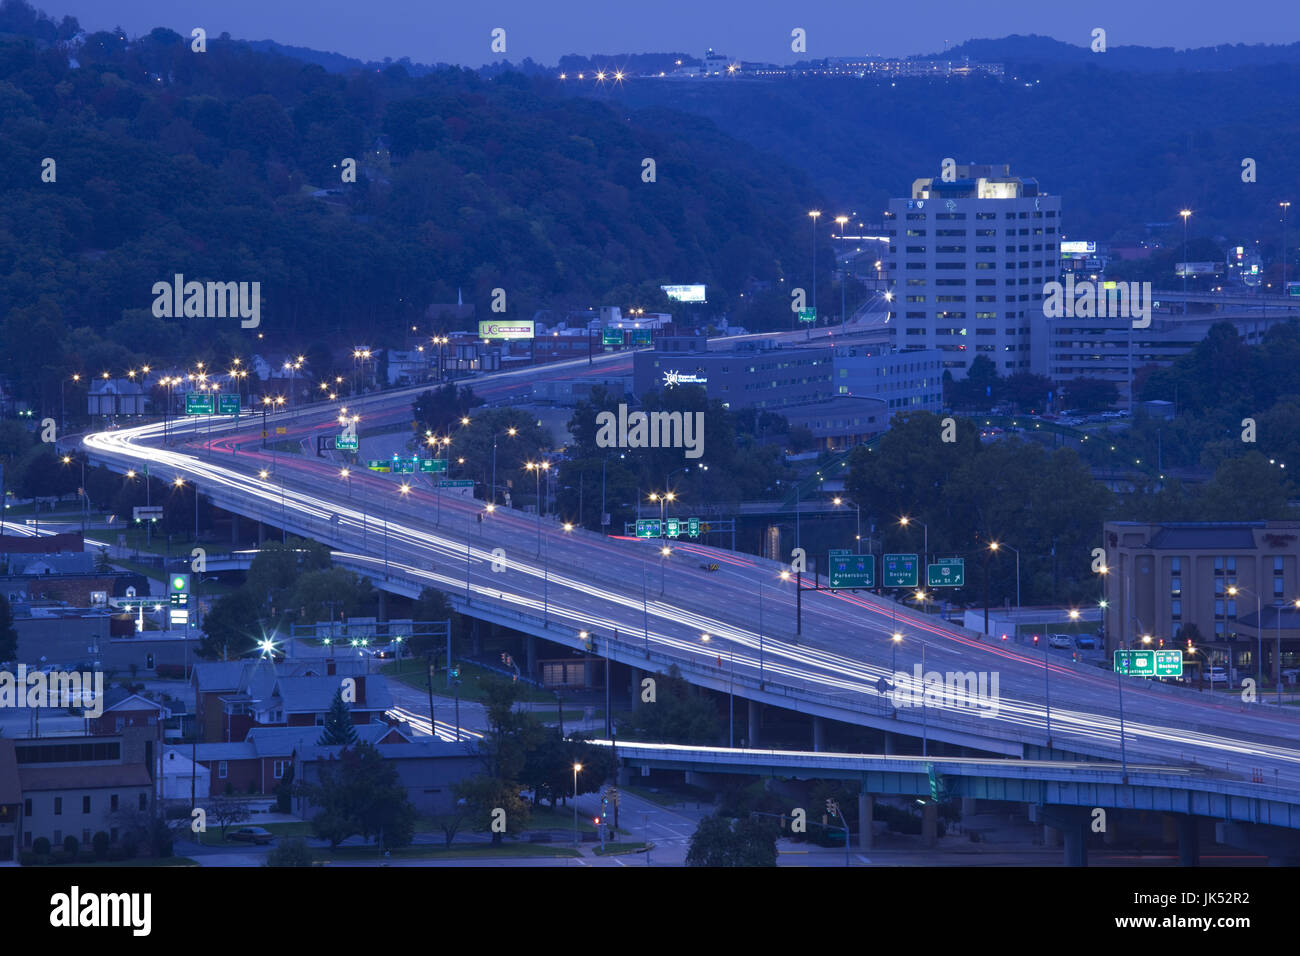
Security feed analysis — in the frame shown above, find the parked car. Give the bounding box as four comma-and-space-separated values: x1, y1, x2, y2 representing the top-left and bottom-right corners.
1074, 634, 1096, 649
1206, 666, 1232, 687
227, 827, 274, 845
1047, 633, 1073, 649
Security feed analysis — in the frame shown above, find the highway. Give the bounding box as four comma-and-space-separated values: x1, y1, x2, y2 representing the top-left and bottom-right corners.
78, 348, 1300, 800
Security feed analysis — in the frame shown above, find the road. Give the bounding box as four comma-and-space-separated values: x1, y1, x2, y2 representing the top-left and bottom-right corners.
79, 351, 1300, 799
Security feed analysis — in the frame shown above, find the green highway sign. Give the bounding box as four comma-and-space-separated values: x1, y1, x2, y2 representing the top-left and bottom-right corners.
438, 479, 474, 488
418, 458, 448, 473
631, 329, 653, 347
218, 394, 240, 415
185, 393, 213, 415
829, 553, 874, 589
797, 308, 817, 323
665, 518, 680, 537
883, 553, 919, 588
336, 435, 358, 451
635, 519, 661, 538
1114, 649, 1183, 678
926, 558, 965, 588
602, 328, 624, 346
829, 548, 850, 557
392, 458, 416, 473
688, 517, 700, 538
367, 459, 390, 472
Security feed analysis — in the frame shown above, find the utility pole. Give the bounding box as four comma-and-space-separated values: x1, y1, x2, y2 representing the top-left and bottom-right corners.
426, 653, 436, 740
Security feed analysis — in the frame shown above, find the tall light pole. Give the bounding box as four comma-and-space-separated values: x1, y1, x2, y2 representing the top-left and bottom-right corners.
833, 496, 860, 547
659, 546, 670, 596
648, 490, 676, 539
1282, 202, 1292, 295
1227, 585, 1262, 686
989, 541, 1020, 613
701, 634, 733, 747
525, 460, 550, 555
490, 425, 518, 507
899, 515, 928, 568
835, 215, 849, 330
808, 210, 821, 339
1180, 209, 1192, 314
572, 763, 582, 845
891, 631, 902, 680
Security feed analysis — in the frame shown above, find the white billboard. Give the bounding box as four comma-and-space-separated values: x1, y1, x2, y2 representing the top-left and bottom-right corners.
1059, 241, 1096, 255
479, 321, 535, 340
660, 284, 707, 303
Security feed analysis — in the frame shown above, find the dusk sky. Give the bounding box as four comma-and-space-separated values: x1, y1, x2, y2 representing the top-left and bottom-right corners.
44, 0, 1300, 67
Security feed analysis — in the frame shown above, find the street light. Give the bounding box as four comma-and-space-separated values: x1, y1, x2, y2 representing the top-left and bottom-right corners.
659, 546, 670, 595
835, 215, 849, 330
490, 426, 518, 507
832, 496, 861, 546
808, 210, 822, 336
899, 515, 928, 568
572, 763, 582, 845
1180, 209, 1192, 314
1227, 585, 1262, 686
525, 460, 550, 554
647, 490, 676, 538
700, 634, 734, 747
891, 631, 902, 680
988, 541, 1020, 613
1282, 202, 1293, 294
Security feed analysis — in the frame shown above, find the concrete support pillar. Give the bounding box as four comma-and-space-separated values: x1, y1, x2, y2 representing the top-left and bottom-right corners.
526, 634, 537, 675
377, 590, 387, 621
922, 801, 938, 847
1161, 814, 1178, 845
858, 793, 874, 850
471, 619, 481, 655
257, 521, 265, 544
748, 699, 761, 747
961, 797, 978, 817
883, 732, 897, 756
1043, 825, 1060, 847
1103, 813, 1120, 845
1063, 820, 1088, 867
231, 513, 240, 545
629, 667, 641, 704
616, 766, 632, 787
1177, 816, 1200, 867
812, 716, 825, 752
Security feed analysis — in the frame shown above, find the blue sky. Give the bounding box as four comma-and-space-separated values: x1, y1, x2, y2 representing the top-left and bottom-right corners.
46, 0, 1300, 66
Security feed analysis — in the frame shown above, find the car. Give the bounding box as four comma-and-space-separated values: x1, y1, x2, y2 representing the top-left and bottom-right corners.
227, 827, 274, 845
1074, 634, 1096, 650
1047, 633, 1073, 649
1206, 666, 1232, 687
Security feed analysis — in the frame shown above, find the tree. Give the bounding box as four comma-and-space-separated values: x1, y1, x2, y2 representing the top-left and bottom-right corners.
0, 594, 17, 662
290, 567, 373, 624
318, 688, 359, 746
265, 836, 313, 866
1199, 453, 1294, 521
616, 665, 722, 745
209, 796, 251, 838
199, 590, 262, 660
685, 813, 778, 867
454, 775, 530, 845
1059, 377, 1119, 413
298, 742, 417, 849
431, 799, 472, 848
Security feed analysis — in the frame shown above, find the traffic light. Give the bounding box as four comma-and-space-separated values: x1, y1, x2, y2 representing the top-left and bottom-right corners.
450, 666, 460, 679
1032, 634, 1039, 645
593, 816, 601, 826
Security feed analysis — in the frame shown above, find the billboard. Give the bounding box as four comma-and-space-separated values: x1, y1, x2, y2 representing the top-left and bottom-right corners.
479, 321, 535, 340
660, 284, 707, 303
1059, 240, 1096, 255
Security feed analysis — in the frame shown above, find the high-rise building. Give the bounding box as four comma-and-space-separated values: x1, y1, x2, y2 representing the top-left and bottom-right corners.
884, 163, 1061, 378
